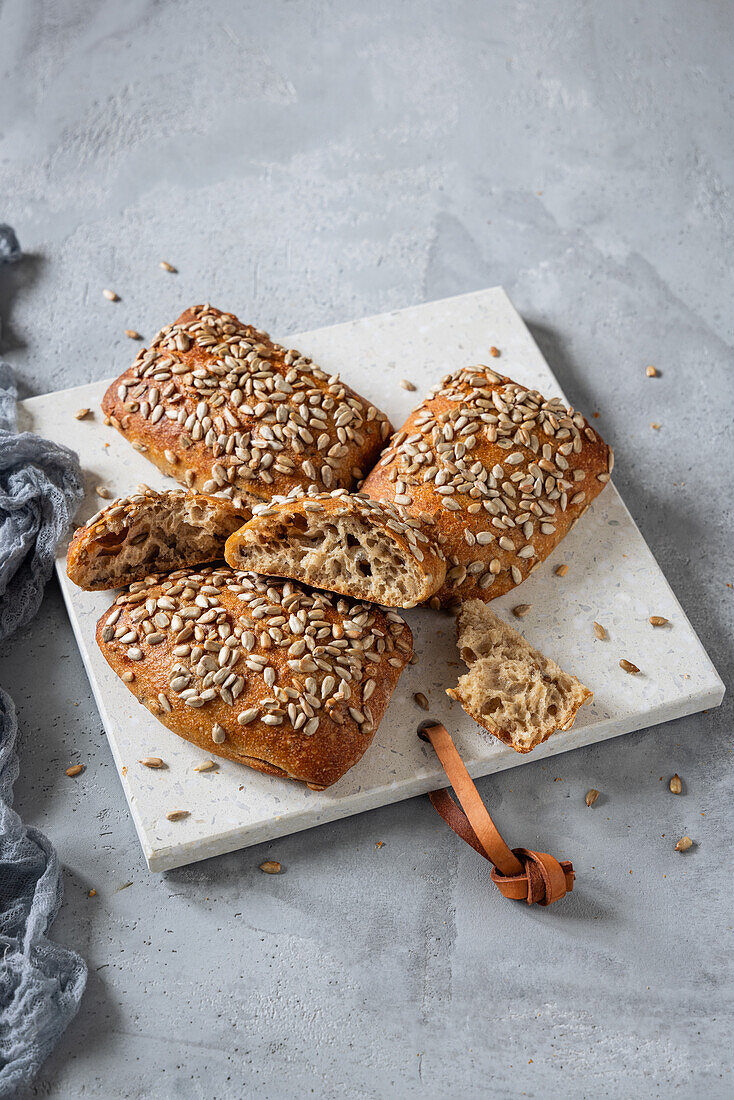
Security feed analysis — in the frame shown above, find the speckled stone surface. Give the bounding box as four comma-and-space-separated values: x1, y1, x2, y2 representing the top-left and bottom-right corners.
21, 288, 723, 871
2, 2, 733, 1097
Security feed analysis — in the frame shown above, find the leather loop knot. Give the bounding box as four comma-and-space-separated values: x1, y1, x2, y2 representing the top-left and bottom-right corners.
490, 848, 574, 906
419, 721, 574, 908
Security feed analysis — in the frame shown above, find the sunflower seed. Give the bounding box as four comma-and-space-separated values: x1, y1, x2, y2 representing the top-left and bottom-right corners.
669, 774, 682, 794
675, 836, 693, 852
585, 788, 599, 807
166, 810, 189, 821
65, 764, 84, 777
194, 760, 216, 772
259, 860, 282, 874
139, 757, 164, 768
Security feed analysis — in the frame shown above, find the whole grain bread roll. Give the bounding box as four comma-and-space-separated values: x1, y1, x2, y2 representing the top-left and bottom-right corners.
101, 305, 393, 508
67, 488, 251, 590
448, 599, 592, 752
224, 489, 446, 608
361, 366, 613, 606
97, 565, 413, 789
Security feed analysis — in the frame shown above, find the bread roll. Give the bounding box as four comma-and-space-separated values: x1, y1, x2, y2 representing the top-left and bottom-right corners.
224, 489, 446, 608
448, 599, 592, 752
362, 366, 613, 606
67, 488, 250, 590
97, 565, 413, 789
101, 305, 392, 508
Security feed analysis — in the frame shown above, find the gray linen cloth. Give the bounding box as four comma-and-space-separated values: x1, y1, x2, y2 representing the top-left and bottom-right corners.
0, 225, 87, 1097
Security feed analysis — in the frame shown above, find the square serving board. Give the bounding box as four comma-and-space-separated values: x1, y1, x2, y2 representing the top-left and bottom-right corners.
20, 288, 724, 871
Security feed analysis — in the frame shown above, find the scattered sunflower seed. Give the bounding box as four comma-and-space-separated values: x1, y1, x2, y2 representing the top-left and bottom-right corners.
593, 622, 606, 640
400, 379, 417, 391
102, 288, 118, 301
651, 422, 661, 430
646, 365, 658, 377
166, 810, 189, 821
619, 659, 640, 674
585, 788, 600, 807
259, 860, 282, 874
96, 486, 111, 498
490, 346, 500, 358
194, 760, 216, 772
125, 329, 142, 340
75, 408, 91, 420
159, 260, 177, 272
139, 757, 164, 768
88, 889, 97, 897
649, 616, 669, 627
512, 604, 532, 618
65, 764, 84, 777
555, 564, 568, 577
669, 774, 682, 794
413, 691, 429, 711
675, 836, 693, 852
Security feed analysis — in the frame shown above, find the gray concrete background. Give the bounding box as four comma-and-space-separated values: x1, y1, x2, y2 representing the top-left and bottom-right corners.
1, 1, 732, 1097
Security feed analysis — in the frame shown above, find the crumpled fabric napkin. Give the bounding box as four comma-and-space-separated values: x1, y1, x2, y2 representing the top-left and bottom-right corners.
0, 225, 87, 1097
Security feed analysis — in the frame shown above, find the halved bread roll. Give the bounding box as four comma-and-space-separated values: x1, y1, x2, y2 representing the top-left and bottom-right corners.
97, 565, 413, 788
224, 490, 446, 608
67, 488, 250, 590
447, 599, 592, 753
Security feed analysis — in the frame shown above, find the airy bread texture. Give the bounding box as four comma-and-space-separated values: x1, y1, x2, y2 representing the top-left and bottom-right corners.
101, 305, 392, 508
97, 565, 413, 789
224, 490, 446, 608
447, 599, 592, 753
362, 366, 613, 607
67, 488, 250, 590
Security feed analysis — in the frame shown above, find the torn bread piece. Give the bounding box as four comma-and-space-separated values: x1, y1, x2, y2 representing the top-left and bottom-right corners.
447, 599, 592, 753
224, 490, 446, 608
97, 565, 413, 789
67, 488, 251, 590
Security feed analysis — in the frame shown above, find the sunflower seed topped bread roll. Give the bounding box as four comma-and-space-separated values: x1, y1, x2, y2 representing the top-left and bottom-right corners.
447, 599, 592, 753
101, 304, 392, 508
224, 489, 446, 608
97, 565, 413, 789
67, 488, 251, 590
361, 366, 613, 607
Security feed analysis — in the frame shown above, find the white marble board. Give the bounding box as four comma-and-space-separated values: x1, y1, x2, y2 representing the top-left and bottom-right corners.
19, 288, 725, 871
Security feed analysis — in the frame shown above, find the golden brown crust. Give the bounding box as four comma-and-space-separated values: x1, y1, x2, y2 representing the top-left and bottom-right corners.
101, 305, 392, 508
224, 489, 446, 607
97, 565, 412, 788
362, 366, 613, 606
67, 488, 251, 590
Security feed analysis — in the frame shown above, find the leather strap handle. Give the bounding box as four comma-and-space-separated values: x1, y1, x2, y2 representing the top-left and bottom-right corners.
418, 721, 574, 906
